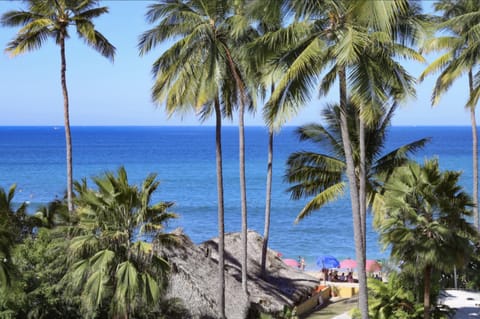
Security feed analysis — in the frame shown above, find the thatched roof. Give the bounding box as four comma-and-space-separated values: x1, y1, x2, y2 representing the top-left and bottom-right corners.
157, 230, 319, 319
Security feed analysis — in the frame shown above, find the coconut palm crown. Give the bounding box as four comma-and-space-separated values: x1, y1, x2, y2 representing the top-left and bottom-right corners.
286, 101, 429, 224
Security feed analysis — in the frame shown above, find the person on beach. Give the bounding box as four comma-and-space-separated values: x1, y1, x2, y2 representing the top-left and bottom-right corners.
347, 272, 353, 283
297, 256, 302, 269
300, 257, 306, 271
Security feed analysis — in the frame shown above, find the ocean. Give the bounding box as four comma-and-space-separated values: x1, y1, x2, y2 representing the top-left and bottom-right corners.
0, 126, 473, 270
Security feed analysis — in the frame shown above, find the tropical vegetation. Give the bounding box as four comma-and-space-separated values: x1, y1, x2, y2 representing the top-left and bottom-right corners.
262, 1, 424, 317
377, 159, 477, 319
1, 0, 480, 318
367, 273, 424, 319
65, 167, 178, 318
285, 101, 428, 223
0, 168, 182, 318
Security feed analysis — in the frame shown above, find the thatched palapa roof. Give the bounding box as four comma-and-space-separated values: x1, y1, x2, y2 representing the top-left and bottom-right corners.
157, 230, 319, 319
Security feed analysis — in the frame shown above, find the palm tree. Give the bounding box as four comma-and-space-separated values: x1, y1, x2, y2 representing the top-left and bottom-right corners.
137, 0, 242, 315
286, 102, 429, 223
0, 185, 23, 291
65, 167, 178, 318
379, 159, 477, 319
419, 0, 480, 230
33, 198, 70, 229
265, 2, 423, 317
0, 184, 33, 242
0, 224, 14, 292
1, 0, 116, 213
225, 0, 260, 294
242, 0, 291, 278
368, 273, 423, 319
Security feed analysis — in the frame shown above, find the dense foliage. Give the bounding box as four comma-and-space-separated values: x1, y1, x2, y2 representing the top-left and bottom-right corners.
0, 168, 183, 318
2, 1, 480, 318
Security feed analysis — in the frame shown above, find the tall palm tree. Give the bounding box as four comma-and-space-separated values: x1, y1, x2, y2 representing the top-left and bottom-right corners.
265, 2, 423, 317
286, 102, 429, 223
243, 0, 291, 278
138, 0, 243, 315
65, 167, 178, 319
227, 0, 258, 293
1, 0, 116, 213
419, 0, 480, 230
379, 159, 477, 319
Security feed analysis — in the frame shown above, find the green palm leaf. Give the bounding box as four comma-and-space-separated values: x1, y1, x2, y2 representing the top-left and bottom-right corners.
65, 167, 177, 317
113, 261, 140, 316
294, 183, 345, 223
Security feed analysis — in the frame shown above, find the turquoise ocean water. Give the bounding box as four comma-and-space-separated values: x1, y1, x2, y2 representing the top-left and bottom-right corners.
0, 126, 473, 270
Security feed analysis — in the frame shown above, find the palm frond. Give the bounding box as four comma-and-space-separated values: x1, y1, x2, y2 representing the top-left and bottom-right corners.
294, 183, 345, 223
419, 51, 454, 82
73, 6, 109, 20
264, 37, 326, 128
113, 261, 140, 315
82, 268, 112, 316
5, 19, 52, 56
1, 10, 40, 27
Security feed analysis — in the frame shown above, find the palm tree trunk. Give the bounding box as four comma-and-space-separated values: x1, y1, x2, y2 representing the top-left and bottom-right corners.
469, 70, 479, 230
214, 98, 226, 318
261, 127, 274, 278
423, 265, 432, 319
60, 32, 73, 213
224, 45, 248, 294
239, 98, 248, 294
338, 68, 368, 319
359, 117, 367, 256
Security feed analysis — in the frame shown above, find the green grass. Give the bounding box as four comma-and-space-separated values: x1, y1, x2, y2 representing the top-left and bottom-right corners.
305, 297, 358, 319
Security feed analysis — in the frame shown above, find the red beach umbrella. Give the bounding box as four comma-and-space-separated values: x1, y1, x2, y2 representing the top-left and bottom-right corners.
340, 258, 357, 269
283, 258, 300, 268
366, 260, 382, 272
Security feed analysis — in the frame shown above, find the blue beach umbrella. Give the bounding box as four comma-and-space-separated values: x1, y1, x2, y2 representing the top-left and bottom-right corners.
316, 255, 340, 269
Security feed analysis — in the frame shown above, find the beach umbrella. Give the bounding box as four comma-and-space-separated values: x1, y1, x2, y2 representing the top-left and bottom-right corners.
316, 255, 340, 269
282, 258, 299, 268
366, 259, 382, 272
340, 258, 357, 269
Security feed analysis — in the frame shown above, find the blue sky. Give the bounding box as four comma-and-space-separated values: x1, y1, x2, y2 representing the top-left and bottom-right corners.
0, 1, 474, 126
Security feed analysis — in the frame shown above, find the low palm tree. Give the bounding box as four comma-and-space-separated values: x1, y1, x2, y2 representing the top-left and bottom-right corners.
0, 224, 14, 292
0, 184, 29, 291
368, 273, 423, 319
0, 184, 32, 242
286, 102, 429, 223
379, 159, 477, 319
33, 199, 70, 229
1, 0, 116, 212
64, 167, 178, 318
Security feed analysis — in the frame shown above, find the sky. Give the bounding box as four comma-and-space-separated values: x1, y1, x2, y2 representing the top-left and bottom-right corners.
0, 1, 475, 127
